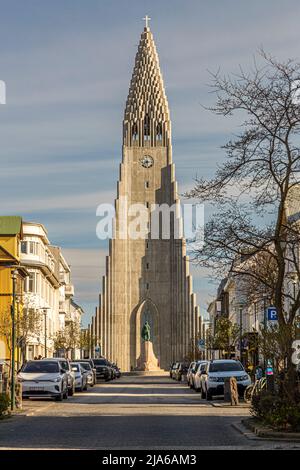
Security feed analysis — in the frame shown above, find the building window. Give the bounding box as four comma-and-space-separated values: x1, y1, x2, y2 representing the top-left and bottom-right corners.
146, 263, 149, 270
21, 241, 27, 254
27, 272, 36, 293
145, 181, 149, 189
146, 283, 149, 290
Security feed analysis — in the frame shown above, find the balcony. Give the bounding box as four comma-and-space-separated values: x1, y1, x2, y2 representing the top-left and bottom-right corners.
65, 283, 74, 297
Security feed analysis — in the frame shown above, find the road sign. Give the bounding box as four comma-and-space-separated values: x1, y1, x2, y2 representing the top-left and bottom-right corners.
267, 307, 278, 321
197, 339, 205, 351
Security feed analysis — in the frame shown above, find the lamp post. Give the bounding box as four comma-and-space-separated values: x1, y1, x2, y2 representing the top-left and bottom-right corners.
262, 292, 268, 373
43, 308, 48, 358
16, 296, 20, 371
239, 303, 244, 364
10, 269, 18, 411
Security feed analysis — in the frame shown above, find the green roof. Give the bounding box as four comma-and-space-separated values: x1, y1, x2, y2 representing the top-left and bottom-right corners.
0, 216, 22, 235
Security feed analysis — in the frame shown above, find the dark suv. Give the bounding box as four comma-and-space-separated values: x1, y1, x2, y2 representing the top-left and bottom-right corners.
92, 358, 113, 381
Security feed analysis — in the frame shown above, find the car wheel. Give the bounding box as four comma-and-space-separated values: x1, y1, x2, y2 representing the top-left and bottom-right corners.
206, 389, 213, 401
56, 392, 63, 402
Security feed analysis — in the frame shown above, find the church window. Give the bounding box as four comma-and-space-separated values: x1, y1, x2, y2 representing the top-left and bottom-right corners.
146, 283, 149, 290
132, 122, 138, 140
145, 181, 149, 189
144, 114, 150, 140
156, 123, 162, 140
146, 263, 149, 270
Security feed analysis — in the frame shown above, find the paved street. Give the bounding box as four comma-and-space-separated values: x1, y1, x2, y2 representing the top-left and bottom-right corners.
0, 373, 299, 450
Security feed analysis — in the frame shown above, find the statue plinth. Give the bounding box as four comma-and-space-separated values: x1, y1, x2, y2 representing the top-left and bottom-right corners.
136, 340, 160, 371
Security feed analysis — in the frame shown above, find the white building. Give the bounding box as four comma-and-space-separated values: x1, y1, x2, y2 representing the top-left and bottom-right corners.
20, 222, 83, 360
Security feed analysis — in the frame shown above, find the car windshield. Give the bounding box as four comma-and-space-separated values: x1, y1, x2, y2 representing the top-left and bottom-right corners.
80, 363, 91, 371
71, 364, 80, 372
93, 359, 107, 366
209, 362, 244, 373
22, 362, 59, 373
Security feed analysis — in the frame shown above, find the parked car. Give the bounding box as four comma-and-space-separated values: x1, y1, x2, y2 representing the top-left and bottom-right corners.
111, 363, 121, 378
193, 361, 208, 392
171, 362, 180, 380
186, 362, 195, 386
92, 358, 113, 381
42, 357, 75, 396
74, 359, 96, 384
169, 362, 176, 378
70, 362, 88, 391
200, 360, 251, 400
189, 361, 202, 389
78, 361, 95, 387
18, 360, 68, 401
175, 362, 189, 381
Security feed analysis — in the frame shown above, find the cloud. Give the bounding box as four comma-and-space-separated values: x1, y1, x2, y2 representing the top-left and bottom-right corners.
1, 0, 300, 320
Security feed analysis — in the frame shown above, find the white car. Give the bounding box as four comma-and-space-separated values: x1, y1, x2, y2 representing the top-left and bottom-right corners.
41, 357, 75, 396
78, 361, 94, 387
200, 360, 251, 400
193, 361, 208, 392
71, 363, 88, 391
18, 360, 68, 401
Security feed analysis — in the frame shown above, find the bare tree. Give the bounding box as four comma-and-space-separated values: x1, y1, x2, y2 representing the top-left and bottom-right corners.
187, 51, 300, 399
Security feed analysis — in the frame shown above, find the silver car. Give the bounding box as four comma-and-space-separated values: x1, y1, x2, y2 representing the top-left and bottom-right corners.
18, 360, 68, 401
70, 363, 88, 392
78, 362, 94, 387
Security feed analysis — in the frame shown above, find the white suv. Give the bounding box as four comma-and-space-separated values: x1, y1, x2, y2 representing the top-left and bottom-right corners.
200, 360, 251, 400
18, 360, 69, 401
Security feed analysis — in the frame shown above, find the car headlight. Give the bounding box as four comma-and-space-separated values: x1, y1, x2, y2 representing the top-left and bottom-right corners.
53, 377, 62, 383
240, 374, 250, 381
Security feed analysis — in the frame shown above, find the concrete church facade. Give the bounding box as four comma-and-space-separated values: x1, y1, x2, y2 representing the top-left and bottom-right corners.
95, 23, 201, 371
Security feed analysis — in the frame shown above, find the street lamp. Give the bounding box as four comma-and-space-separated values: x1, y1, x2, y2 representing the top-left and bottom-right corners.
262, 292, 268, 373
42, 308, 50, 358
10, 269, 18, 411
239, 303, 244, 364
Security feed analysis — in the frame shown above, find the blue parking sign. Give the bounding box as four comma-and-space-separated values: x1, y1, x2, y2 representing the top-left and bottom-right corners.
267, 307, 278, 321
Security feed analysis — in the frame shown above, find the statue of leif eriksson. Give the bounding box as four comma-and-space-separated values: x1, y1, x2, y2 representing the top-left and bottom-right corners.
141, 321, 151, 342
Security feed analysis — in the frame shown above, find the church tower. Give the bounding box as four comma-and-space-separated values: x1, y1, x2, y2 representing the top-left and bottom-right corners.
97, 21, 200, 371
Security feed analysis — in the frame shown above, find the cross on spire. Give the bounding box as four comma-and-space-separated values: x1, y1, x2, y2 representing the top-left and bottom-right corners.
143, 15, 151, 29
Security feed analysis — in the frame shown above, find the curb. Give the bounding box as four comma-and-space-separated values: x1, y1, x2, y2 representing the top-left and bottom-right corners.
211, 402, 250, 408
242, 418, 300, 441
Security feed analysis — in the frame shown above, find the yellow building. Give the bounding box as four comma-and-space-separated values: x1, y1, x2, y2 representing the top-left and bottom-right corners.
0, 216, 27, 362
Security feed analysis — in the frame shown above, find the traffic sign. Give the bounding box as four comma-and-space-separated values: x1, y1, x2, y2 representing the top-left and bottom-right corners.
267, 307, 278, 321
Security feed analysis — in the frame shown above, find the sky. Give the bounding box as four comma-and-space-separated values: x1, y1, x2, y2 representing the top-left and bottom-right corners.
0, 0, 299, 325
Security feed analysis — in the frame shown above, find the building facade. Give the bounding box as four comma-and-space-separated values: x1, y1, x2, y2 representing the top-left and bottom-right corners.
95, 24, 201, 371
20, 222, 83, 360
0, 216, 27, 362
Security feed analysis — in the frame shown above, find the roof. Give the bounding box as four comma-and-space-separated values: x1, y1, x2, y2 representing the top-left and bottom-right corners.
0, 216, 22, 235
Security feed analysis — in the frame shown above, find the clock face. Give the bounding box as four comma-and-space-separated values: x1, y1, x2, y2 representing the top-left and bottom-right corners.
140, 155, 154, 168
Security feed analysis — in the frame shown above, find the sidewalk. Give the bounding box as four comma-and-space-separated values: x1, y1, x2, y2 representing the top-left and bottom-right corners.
242, 418, 300, 441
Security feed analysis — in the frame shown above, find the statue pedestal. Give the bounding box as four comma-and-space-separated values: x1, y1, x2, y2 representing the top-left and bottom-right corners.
136, 340, 160, 371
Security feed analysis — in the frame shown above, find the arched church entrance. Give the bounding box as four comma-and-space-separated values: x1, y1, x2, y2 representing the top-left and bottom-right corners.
134, 298, 160, 368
